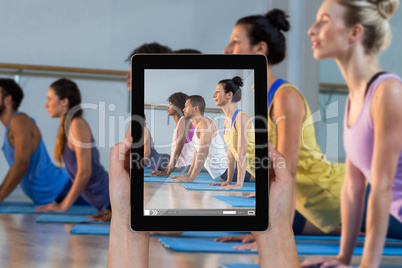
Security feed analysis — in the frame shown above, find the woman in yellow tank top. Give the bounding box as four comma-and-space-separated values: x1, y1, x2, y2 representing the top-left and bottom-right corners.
216, 8, 345, 250
210, 76, 255, 190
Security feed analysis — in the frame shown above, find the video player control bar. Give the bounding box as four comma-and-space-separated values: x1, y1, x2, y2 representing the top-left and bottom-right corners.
144, 209, 255, 216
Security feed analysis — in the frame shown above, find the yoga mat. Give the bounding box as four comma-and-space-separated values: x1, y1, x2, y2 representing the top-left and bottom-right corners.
213, 196, 255, 207
144, 172, 212, 178
144, 177, 224, 184
0, 205, 98, 215
294, 235, 402, 248
158, 238, 402, 256
294, 235, 401, 242
36, 215, 109, 224
70, 225, 249, 237
182, 184, 255, 192
70, 224, 111, 235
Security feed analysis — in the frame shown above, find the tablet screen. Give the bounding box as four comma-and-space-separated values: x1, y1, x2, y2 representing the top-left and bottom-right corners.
143, 69, 255, 217
131, 55, 268, 231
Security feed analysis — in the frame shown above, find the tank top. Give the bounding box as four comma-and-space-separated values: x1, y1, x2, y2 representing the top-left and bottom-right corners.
62, 118, 110, 211
223, 109, 255, 177
2, 112, 69, 204
268, 80, 345, 233
192, 118, 228, 179
170, 117, 196, 167
344, 72, 402, 223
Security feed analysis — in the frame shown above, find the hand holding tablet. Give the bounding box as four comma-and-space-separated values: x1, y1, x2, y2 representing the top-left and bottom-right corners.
130, 54, 269, 232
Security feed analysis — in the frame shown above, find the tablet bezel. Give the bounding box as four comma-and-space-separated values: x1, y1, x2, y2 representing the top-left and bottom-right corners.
130, 54, 268, 232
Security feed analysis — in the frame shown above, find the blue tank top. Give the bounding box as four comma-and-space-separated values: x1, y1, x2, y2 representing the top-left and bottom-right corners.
144, 135, 163, 172
1, 112, 69, 204
62, 118, 110, 211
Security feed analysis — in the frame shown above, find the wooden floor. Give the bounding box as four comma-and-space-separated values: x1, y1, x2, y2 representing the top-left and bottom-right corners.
1, 187, 402, 267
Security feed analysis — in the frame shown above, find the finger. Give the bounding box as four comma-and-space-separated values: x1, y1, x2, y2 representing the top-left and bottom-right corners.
320, 260, 340, 268
242, 237, 255, 243
110, 137, 132, 171
215, 236, 235, 242
300, 258, 325, 267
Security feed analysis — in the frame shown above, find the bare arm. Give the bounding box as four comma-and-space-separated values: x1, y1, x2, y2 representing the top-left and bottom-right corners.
189, 120, 212, 180
361, 79, 402, 267
0, 116, 34, 202
219, 113, 251, 189
234, 112, 251, 186
60, 119, 93, 210
253, 142, 300, 268
107, 137, 149, 268
171, 120, 211, 182
143, 127, 151, 161
162, 118, 191, 176
272, 87, 305, 221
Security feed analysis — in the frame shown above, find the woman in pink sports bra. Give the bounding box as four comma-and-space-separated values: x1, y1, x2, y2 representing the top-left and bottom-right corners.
303, 0, 402, 267
150, 92, 196, 177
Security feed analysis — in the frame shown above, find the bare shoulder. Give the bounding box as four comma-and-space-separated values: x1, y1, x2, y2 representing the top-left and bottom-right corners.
70, 118, 90, 132
371, 78, 402, 124
69, 118, 91, 142
274, 85, 305, 107
9, 113, 33, 129
372, 78, 402, 103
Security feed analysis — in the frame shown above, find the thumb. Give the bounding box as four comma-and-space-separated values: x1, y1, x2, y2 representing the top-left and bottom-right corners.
110, 137, 132, 170
268, 142, 287, 176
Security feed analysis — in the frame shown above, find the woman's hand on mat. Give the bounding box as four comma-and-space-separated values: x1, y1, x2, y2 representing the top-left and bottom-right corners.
149, 170, 170, 177
170, 174, 194, 182
217, 183, 243, 190
35, 203, 68, 212
87, 209, 111, 222
246, 193, 255, 198
233, 241, 258, 251
208, 181, 231, 186
300, 256, 348, 267
215, 234, 255, 243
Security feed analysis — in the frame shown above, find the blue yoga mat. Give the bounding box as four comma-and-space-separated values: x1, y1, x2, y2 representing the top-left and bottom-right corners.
144, 177, 224, 184
144, 172, 212, 178
70, 225, 249, 237
294, 235, 402, 243
182, 184, 255, 192
36, 215, 109, 224
159, 238, 402, 256
0, 205, 98, 215
213, 196, 255, 207
70, 224, 111, 235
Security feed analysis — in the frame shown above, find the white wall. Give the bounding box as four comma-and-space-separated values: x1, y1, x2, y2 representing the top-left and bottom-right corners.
0, 0, 269, 182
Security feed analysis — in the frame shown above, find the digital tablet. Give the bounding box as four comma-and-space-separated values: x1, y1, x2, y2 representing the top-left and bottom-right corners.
130, 54, 268, 231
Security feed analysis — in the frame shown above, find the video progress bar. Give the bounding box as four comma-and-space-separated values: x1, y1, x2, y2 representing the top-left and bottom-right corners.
144, 209, 255, 216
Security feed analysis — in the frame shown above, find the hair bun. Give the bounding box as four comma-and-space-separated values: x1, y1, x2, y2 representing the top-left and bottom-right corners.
376, 0, 399, 19
266, 8, 290, 32
232, 76, 243, 87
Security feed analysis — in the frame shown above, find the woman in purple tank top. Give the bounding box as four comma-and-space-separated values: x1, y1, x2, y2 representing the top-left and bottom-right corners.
36, 78, 111, 222
302, 1, 402, 267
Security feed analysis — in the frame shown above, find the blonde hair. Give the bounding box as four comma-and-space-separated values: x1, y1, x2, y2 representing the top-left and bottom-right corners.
336, 0, 399, 55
